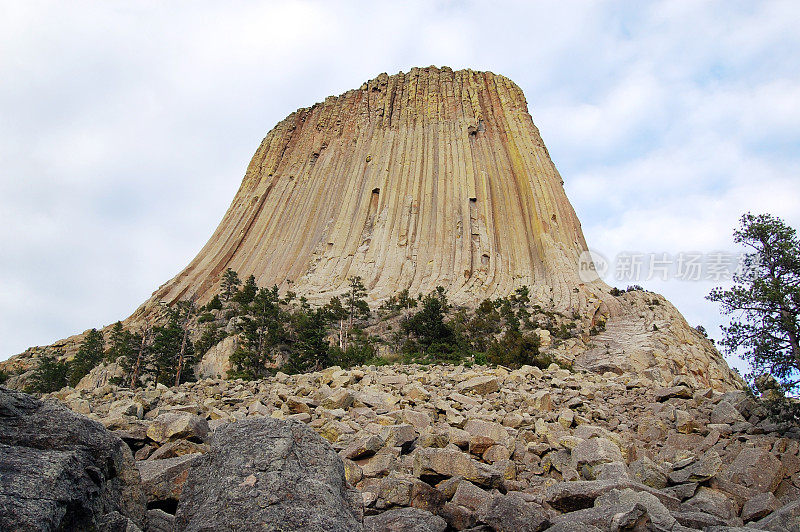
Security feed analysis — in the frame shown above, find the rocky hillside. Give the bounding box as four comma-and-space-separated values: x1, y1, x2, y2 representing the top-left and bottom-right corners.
26, 362, 800, 531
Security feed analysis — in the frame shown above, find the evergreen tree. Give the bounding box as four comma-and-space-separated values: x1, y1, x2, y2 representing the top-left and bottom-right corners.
206, 295, 223, 311
150, 309, 194, 386
342, 276, 369, 350
220, 268, 241, 303
708, 213, 800, 403
234, 275, 258, 305
174, 299, 197, 386
229, 285, 284, 379
402, 288, 460, 359
466, 299, 503, 352
68, 329, 105, 388
487, 328, 545, 369
106, 321, 136, 364
26, 352, 69, 393
286, 307, 331, 373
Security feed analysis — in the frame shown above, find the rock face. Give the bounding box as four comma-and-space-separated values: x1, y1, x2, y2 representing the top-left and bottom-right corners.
0, 386, 146, 531
135, 66, 608, 316
174, 417, 364, 531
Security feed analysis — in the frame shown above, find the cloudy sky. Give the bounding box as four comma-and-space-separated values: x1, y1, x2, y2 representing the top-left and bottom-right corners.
1, 1, 799, 372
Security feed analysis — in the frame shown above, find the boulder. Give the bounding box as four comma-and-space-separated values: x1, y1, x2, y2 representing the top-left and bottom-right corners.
456, 376, 500, 395
146, 412, 209, 444
654, 385, 693, 401
341, 435, 384, 460
137, 453, 202, 503
722, 446, 785, 493
364, 507, 446, 532
174, 417, 363, 531
741, 491, 780, 523
711, 400, 746, 425
0, 387, 146, 530
544, 479, 680, 513
571, 437, 623, 470
628, 457, 668, 489
413, 448, 503, 488
751, 499, 800, 531
194, 335, 236, 379
476, 492, 549, 532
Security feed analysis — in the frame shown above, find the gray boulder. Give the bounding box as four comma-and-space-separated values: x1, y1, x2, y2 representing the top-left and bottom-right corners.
174, 417, 363, 531
0, 387, 146, 531
364, 507, 446, 532
475, 492, 549, 532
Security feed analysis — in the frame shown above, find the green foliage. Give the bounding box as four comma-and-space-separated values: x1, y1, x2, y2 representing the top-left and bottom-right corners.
26, 352, 69, 393
464, 299, 502, 352
0, 369, 8, 384
345, 276, 370, 323
234, 275, 258, 305
206, 295, 223, 311
68, 329, 105, 388
228, 285, 285, 379
285, 307, 331, 374
194, 323, 223, 358
150, 308, 195, 386
610, 287, 624, 296
220, 268, 241, 302
401, 288, 463, 361
486, 328, 544, 369
198, 312, 215, 323
708, 213, 800, 405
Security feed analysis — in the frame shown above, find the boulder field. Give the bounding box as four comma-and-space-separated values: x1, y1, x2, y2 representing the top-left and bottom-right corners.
4, 362, 799, 531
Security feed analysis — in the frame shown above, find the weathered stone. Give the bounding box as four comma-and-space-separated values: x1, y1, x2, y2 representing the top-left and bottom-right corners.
137, 453, 201, 503
146, 412, 209, 444
0, 388, 146, 531
457, 376, 500, 395
174, 418, 363, 531
148, 439, 208, 460
364, 507, 446, 532
476, 492, 549, 532
380, 424, 417, 451
741, 491, 780, 523
685, 487, 737, 521
752, 499, 800, 531
722, 446, 785, 493
147, 508, 176, 532
544, 479, 680, 513
571, 437, 623, 469
711, 400, 746, 425
413, 448, 502, 488
628, 456, 667, 490
451, 480, 491, 511
654, 385, 693, 401
321, 389, 355, 410
342, 435, 384, 460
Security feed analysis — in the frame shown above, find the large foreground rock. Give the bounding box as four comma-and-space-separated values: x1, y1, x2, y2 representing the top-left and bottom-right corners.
174, 417, 363, 531
0, 387, 146, 531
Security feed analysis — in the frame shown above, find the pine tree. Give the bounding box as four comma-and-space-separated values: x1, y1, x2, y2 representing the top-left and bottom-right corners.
220, 268, 241, 303
68, 329, 105, 388
229, 285, 284, 379
26, 352, 69, 393
174, 299, 197, 386
708, 213, 800, 401
287, 307, 331, 373
234, 275, 258, 305
150, 309, 194, 386
342, 276, 369, 350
